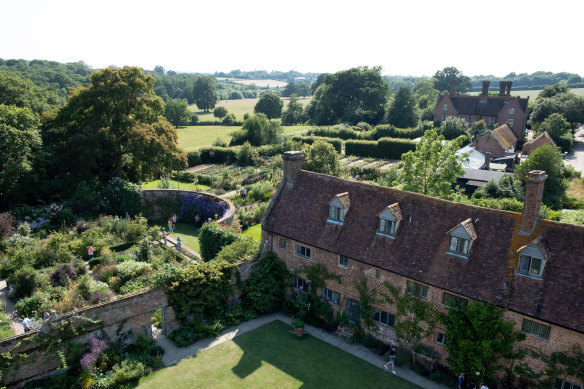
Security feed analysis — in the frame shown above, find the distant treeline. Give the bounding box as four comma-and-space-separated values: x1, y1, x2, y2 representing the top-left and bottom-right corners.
213, 69, 319, 84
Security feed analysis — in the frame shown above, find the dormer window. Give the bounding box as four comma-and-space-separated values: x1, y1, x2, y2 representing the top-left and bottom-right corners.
443, 104, 448, 111
447, 218, 477, 258
517, 239, 547, 279
328, 192, 350, 225
377, 203, 402, 239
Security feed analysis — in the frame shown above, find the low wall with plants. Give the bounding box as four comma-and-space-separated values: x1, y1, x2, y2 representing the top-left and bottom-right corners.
141, 189, 236, 228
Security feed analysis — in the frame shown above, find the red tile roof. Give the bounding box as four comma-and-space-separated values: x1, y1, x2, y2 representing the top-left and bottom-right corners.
522, 132, 557, 155
263, 170, 584, 333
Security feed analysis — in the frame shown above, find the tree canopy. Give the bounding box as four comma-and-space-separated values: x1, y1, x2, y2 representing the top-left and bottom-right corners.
193, 76, 218, 112
213, 106, 228, 119
164, 98, 192, 127
231, 114, 282, 146
400, 130, 467, 199
254, 92, 283, 120
530, 88, 584, 129
538, 113, 573, 152
386, 85, 419, 128
302, 139, 340, 176
0, 71, 60, 114
281, 94, 307, 125
433, 67, 472, 94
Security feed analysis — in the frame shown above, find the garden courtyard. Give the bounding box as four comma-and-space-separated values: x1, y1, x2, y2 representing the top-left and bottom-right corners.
138, 320, 420, 389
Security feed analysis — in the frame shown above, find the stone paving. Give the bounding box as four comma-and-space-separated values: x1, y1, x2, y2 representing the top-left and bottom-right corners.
153, 312, 448, 389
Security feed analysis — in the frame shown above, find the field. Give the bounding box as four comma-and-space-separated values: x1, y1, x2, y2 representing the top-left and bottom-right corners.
467, 88, 584, 100
189, 97, 311, 122
217, 77, 288, 88
137, 320, 418, 389
177, 125, 310, 151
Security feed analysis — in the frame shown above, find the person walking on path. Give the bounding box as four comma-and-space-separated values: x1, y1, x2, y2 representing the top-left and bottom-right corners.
167, 218, 173, 233
21, 316, 32, 332
162, 228, 167, 246
383, 346, 397, 374
457, 372, 465, 389
176, 236, 182, 253
87, 246, 93, 260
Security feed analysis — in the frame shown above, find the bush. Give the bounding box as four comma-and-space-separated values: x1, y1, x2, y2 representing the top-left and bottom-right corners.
72, 258, 87, 276
247, 181, 275, 202
236, 141, 257, 166
345, 138, 416, 160
307, 125, 360, 140
241, 252, 289, 314
50, 263, 77, 287
94, 360, 147, 388
291, 135, 342, 153
221, 113, 236, 125
15, 291, 49, 318
213, 238, 258, 264
361, 334, 391, 355
95, 264, 118, 282
168, 327, 199, 347
102, 178, 142, 217
198, 223, 241, 261
117, 260, 151, 281
237, 202, 269, 230
8, 266, 40, 298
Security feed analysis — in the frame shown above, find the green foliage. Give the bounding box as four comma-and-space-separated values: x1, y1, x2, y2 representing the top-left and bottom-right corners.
355, 277, 376, 331
186, 147, 238, 167
440, 116, 468, 140
291, 135, 342, 153
95, 360, 147, 388
213, 106, 228, 119
198, 223, 241, 262
400, 130, 467, 199
237, 202, 269, 230
116, 261, 151, 281
15, 291, 49, 318
193, 76, 218, 112
345, 138, 417, 160
102, 178, 142, 217
537, 112, 574, 152
213, 238, 258, 265
168, 327, 199, 347
468, 120, 489, 141
232, 114, 283, 146
8, 266, 40, 298
472, 174, 523, 200
386, 85, 419, 128
236, 141, 257, 167
530, 89, 584, 129
433, 67, 472, 93
292, 319, 304, 329
281, 94, 307, 125
164, 98, 192, 127
254, 92, 283, 120
302, 139, 340, 175
442, 301, 525, 385
221, 112, 236, 125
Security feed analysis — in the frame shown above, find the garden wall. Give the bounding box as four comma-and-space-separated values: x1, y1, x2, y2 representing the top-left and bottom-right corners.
0, 287, 180, 388
141, 189, 236, 228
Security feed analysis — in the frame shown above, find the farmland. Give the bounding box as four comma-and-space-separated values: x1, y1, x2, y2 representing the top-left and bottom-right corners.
189, 97, 311, 122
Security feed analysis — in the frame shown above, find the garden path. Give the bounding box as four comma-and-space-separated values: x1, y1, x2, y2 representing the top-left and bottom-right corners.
0, 279, 24, 336
152, 312, 448, 389
158, 236, 200, 262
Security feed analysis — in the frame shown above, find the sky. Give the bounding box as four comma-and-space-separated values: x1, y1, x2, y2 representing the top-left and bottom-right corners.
1, 0, 583, 77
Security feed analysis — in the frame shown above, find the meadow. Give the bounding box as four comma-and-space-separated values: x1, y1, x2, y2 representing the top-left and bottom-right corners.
466, 87, 584, 100
189, 97, 311, 122
217, 77, 288, 88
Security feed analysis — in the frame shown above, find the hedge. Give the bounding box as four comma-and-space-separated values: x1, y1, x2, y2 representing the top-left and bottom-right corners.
345, 137, 416, 160
291, 136, 342, 153
198, 223, 241, 261
187, 147, 238, 167
195, 120, 243, 126
307, 127, 360, 140
307, 125, 422, 141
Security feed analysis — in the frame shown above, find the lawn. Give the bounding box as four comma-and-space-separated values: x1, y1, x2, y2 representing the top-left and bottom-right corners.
138, 320, 419, 389
189, 97, 311, 122
142, 179, 210, 191
242, 223, 261, 242
466, 87, 584, 100
152, 222, 201, 253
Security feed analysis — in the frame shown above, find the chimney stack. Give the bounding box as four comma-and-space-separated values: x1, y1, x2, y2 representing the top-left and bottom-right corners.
481, 80, 490, 96
499, 81, 506, 96
506, 81, 513, 96
449, 79, 457, 96
484, 151, 491, 170
519, 170, 548, 235
282, 151, 304, 189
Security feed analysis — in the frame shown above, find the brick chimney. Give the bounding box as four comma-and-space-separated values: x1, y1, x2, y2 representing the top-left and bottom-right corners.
499, 81, 506, 96
449, 79, 457, 96
519, 170, 548, 235
282, 151, 304, 189
506, 81, 513, 96
481, 80, 490, 96
484, 151, 491, 170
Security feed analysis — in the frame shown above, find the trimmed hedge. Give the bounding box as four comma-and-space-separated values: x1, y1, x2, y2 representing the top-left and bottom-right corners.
307, 126, 360, 140
362, 125, 424, 140
345, 137, 416, 160
187, 147, 238, 167
109, 241, 137, 253
195, 120, 243, 126
198, 223, 241, 261
291, 136, 342, 153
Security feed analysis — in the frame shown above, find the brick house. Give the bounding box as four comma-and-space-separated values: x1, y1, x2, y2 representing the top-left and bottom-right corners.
473, 123, 517, 158
522, 131, 557, 156
433, 80, 529, 141
261, 151, 584, 388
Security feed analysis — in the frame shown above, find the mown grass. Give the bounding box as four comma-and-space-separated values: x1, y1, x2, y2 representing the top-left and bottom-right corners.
141, 179, 210, 191
242, 223, 261, 242
466, 87, 584, 100
189, 97, 311, 122
138, 320, 419, 389
152, 222, 201, 254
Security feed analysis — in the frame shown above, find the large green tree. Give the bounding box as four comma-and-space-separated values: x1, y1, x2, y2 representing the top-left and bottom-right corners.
282, 94, 307, 125
0, 104, 41, 205
164, 98, 192, 127
231, 114, 282, 146
530, 89, 584, 129
306, 67, 389, 125
254, 92, 283, 121
43, 67, 186, 192
433, 67, 472, 94
0, 71, 60, 114
538, 113, 573, 152
386, 85, 419, 128
400, 130, 467, 198
302, 139, 340, 176
192, 76, 218, 112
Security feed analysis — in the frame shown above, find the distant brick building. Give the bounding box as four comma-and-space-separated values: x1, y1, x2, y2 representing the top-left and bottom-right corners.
433, 80, 529, 141
522, 131, 557, 155
262, 151, 584, 388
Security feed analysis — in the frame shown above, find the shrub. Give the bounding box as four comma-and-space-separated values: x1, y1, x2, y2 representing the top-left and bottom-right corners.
236, 141, 257, 166
50, 263, 77, 287
213, 238, 258, 264
168, 327, 199, 347
345, 137, 416, 160
221, 113, 236, 125
292, 319, 304, 328
117, 261, 151, 281
15, 291, 49, 318
241, 252, 289, 314
102, 178, 142, 217
247, 181, 275, 202
95, 264, 118, 282
72, 258, 87, 276
198, 223, 241, 261
291, 135, 342, 153
94, 360, 147, 388
237, 202, 269, 230
71, 181, 104, 218
8, 266, 40, 298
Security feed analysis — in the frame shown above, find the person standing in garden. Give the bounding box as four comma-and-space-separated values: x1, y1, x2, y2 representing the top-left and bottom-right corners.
87, 246, 93, 260
176, 236, 182, 252
457, 372, 465, 389
21, 316, 32, 332
167, 217, 173, 233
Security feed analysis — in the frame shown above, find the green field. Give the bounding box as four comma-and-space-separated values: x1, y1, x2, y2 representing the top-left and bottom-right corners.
217, 77, 289, 88
467, 87, 584, 101
142, 179, 210, 191
189, 97, 311, 122
177, 125, 310, 151
242, 223, 261, 242
138, 320, 418, 389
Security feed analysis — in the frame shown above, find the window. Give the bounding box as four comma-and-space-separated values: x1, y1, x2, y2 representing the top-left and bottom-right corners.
466, 116, 472, 124
507, 119, 514, 127
521, 318, 550, 340
321, 287, 340, 305
517, 255, 544, 278
443, 293, 467, 308
488, 117, 495, 125
449, 236, 470, 256
295, 245, 311, 258
441, 114, 447, 122
436, 331, 447, 346
279, 239, 286, 249
509, 107, 515, 115
329, 205, 343, 222
554, 378, 582, 389
407, 281, 428, 299
443, 104, 448, 111
373, 308, 395, 327
293, 276, 308, 292
379, 218, 396, 236
339, 255, 348, 268
375, 269, 380, 279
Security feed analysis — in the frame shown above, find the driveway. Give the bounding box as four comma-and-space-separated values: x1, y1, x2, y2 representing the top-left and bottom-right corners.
564, 125, 584, 173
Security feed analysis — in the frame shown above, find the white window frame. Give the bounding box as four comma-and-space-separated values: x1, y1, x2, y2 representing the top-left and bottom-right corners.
466, 116, 472, 124
407, 281, 428, 299
378, 218, 396, 237
441, 114, 447, 122
321, 287, 340, 305
329, 205, 343, 222
372, 308, 395, 327
554, 378, 582, 389
517, 254, 544, 278
295, 245, 311, 259
449, 236, 470, 256
521, 318, 550, 340
338, 255, 348, 268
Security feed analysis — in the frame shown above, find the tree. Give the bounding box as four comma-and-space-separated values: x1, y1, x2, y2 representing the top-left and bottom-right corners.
530, 91, 584, 130
281, 94, 307, 125
153, 65, 165, 75
433, 67, 472, 94
302, 139, 340, 176
164, 98, 192, 127
213, 106, 228, 119
441, 116, 469, 140
413, 78, 439, 110
386, 85, 419, 128
193, 76, 218, 112
282, 81, 311, 97
400, 130, 467, 199
233, 114, 282, 146
0, 104, 41, 205
306, 67, 389, 125
539, 113, 573, 152
43, 67, 186, 192
537, 84, 569, 100
515, 144, 567, 207
468, 120, 489, 141
254, 92, 283, 121
0, 71, 60, 114
443, 301, 525, 385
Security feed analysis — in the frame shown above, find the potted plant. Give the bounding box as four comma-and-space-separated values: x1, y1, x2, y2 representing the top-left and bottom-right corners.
292, 319, 305, 335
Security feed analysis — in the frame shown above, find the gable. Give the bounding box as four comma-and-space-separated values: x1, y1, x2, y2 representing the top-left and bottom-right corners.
491, 124, 517, 150
329, 197, 344, 209
449, 224, 472, 239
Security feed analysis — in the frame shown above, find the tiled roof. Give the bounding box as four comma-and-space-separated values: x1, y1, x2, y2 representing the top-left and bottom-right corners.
336, 192, 351, 209
388, 203, 403, 221
446, 95, 528, 115
522, 132, 557, 155
461, 168, 509, 182
491, 124, 517, 150
263, 170, 584, 333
